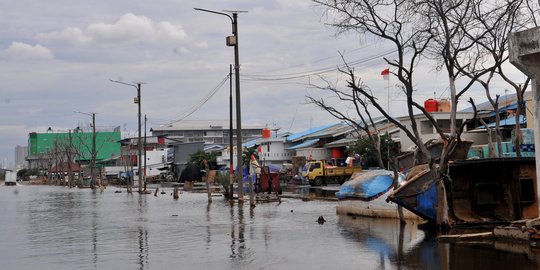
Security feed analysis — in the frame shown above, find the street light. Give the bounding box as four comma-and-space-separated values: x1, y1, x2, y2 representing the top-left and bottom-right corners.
194, 8, 249, 204
75, 111, 97, 188
110, 79, 144, 193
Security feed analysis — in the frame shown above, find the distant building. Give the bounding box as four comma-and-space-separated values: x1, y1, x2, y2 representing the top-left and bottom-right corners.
151, 121, 264, 146
14, 145, 28, 170
26, 128, 121, 170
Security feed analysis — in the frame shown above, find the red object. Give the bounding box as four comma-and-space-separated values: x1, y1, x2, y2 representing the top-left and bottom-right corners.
158, 137, 165, 144
260, 173, 280, 193
381, 68, 390, 75
331, 148, 346, 158
262, 128, 271, 138
424, 99, 438, 112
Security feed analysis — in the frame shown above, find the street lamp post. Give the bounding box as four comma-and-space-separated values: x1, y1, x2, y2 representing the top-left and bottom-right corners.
110, 80, 144, 193
75, 111, 97, 188
194, 8, 250, 205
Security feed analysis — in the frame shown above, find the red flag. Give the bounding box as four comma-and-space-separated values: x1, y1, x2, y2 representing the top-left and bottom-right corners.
381, 68, 390, 75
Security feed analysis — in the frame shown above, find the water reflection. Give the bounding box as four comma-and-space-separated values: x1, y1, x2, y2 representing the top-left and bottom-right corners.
137, 193, 149, 270
337, 215, 540, 270
3, 186, 540, 270
206, 203, 211, 250
91, 190, 98, 268
138, 226, 148, 270
337, 215, 435, 269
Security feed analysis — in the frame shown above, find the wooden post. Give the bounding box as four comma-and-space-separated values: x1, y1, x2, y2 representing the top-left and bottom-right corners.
154, 187, 159, 197
204, 160, 212, 203
173, 186, 179, 200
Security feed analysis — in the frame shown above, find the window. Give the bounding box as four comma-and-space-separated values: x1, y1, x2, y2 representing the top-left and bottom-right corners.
420, 120, 433, 134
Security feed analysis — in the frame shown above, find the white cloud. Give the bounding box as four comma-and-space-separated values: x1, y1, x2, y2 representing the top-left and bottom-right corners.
156, 21, 188, 41
85, 13, 187, 45
277, 0, 311, 9
36, 27, 92, 45
34, 13, 188, 48
86, 13, 155, 43
1, 42, 53, 60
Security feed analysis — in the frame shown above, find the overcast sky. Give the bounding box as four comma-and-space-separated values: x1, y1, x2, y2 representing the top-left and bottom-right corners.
0, 0, 527, 167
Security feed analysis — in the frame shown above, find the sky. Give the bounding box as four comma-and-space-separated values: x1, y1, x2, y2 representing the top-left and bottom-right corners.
0, 0, 527, 168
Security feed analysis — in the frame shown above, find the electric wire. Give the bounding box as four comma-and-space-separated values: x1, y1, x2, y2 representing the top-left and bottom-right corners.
242, 48, 396, 82
161, 74, 230, 126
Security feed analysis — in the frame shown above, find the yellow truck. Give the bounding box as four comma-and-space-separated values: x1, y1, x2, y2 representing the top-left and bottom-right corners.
302, 160, 362, 186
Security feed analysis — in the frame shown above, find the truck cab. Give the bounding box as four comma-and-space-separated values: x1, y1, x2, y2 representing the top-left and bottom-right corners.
303, 160, 361, 186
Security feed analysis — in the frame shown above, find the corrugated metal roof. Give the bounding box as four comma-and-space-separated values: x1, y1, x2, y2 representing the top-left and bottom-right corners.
286, 123, 337, 142
479, 115, 525, 128
287, 139, 320, 150
323, 137, 357, 148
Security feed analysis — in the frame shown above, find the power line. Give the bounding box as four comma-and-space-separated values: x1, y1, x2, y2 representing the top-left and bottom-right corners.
157, 74, 230, 126
242, 48, 396, 82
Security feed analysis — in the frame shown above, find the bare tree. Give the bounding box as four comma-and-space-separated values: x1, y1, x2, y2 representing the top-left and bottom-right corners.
308, 57, 387, 168
313, 0, 435, 163
313, 0, 525, 228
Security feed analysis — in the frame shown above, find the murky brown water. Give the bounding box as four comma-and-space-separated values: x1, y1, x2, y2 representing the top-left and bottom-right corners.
0, 185, 539, 270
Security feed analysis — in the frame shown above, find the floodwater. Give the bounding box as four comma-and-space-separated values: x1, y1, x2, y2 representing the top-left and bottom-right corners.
1, 185, 539, 270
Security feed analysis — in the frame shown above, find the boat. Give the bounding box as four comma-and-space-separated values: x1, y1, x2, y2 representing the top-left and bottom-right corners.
388, 157, 539, 226
397, 139, 473, 171
336, 170, 421, 220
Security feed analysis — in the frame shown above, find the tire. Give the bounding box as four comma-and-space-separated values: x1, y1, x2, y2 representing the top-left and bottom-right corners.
313, 177, 323, 186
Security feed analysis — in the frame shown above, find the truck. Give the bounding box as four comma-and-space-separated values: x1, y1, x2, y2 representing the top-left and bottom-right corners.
4, 170, 17, 186
302, 160, 362, 186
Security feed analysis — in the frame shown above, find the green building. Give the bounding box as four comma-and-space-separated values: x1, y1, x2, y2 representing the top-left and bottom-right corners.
27, 130, 121, 169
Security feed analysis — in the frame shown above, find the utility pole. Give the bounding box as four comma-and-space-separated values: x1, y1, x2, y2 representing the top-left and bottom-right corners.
194, 8, 247, 203
144, 114, 147, 191
75, 111, 97, 188
92, 112, 97, 188
229, 64, 234, 199
110, 80, 145, 193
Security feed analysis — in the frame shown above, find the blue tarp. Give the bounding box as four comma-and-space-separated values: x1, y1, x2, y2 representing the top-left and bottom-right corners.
335, 170, 394, 200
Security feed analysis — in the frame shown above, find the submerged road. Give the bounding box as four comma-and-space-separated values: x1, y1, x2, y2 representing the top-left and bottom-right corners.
0, 185, 539, 270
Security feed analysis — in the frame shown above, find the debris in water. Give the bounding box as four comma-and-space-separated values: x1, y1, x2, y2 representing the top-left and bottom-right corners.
317, 216, 326, 224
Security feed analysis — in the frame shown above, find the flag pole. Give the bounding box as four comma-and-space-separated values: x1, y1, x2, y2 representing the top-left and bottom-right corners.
387, 72, 390, 170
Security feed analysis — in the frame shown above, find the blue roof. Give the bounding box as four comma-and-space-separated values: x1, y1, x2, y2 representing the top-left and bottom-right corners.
480, 115, 525, 128
287, 139, 320, 150
286, 123, 338, 142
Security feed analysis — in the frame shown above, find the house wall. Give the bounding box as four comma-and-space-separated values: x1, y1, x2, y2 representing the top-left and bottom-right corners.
258, 140, 294, 165
172, 142, 204, 177
296, 148, 331, 161
145, 149, 168, 177
398, 112, 475, 151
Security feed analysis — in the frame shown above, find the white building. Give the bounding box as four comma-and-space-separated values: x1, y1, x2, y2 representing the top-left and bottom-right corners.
14, 145, 28, 170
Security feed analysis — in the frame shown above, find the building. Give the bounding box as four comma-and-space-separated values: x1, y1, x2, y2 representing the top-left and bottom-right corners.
14, 145, 28, 170
151, 121, 264, 145
26, 128, 121, 170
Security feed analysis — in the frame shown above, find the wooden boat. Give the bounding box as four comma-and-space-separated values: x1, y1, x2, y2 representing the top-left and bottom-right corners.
388, 158, 539, 225
397, 139, 473, 171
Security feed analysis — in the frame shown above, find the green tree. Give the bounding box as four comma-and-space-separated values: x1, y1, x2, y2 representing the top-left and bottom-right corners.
189, 150, 218, 168
349, 134, 398, 169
